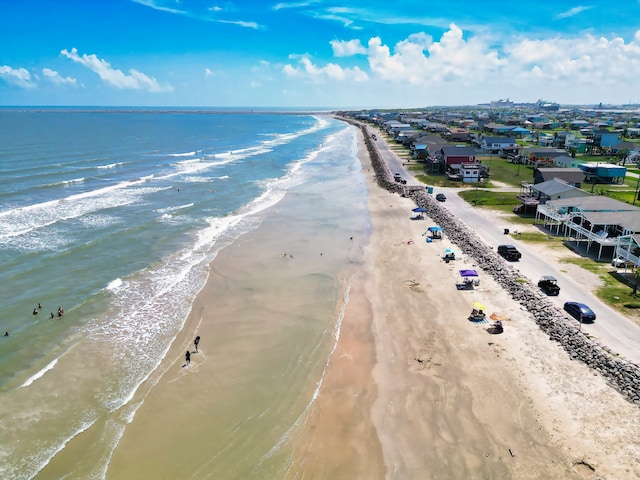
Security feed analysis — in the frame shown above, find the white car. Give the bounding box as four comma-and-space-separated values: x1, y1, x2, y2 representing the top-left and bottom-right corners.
612, 256, 636, 268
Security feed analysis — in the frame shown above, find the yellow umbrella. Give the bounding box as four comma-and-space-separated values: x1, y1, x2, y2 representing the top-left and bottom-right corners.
490, 312, 506, 321
472, 302, 486, 311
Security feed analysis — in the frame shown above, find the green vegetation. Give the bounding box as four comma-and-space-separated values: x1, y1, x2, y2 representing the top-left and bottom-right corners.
482, 158, 533, 187
458, 189, 518, 206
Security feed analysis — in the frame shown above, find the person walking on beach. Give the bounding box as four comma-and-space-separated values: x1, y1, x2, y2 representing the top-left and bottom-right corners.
185, 350, 191, 366
194, 335, 200, 352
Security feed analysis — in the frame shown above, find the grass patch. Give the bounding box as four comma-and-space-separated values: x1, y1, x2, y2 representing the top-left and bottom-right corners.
458, 189, 519, 206
481, 157, 534, 187
511, 232, 561, 242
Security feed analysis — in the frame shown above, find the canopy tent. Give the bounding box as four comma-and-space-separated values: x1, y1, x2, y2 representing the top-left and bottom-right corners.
428, 225, 442, 232
459, 269, 479, 277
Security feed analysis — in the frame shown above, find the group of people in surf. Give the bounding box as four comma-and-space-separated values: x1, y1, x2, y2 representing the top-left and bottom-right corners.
31, 303, 64, 318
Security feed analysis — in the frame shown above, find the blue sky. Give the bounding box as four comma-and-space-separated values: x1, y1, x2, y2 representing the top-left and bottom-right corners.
2, 0, 640, 108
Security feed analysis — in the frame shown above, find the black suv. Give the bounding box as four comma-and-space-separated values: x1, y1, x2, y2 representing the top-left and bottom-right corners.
497, 244, 521, 261
538, 276, 560, 295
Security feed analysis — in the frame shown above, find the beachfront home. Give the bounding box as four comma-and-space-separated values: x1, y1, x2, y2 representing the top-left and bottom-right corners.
533, 168, 584, 187
579, 163, 627, 184
515, 179, 590, 214
526, 148, 566, 167
585, 130, 620, 155
460, 163, 482, 183
440, 146, 477, 168
530, 179, 590, 203
480, 136, 517, 154
535, 196, 640, 259
553, 155, 583, 169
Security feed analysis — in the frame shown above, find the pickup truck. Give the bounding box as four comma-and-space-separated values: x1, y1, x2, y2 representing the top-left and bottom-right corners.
538, 276, 560, 295
497, 244, 521, 261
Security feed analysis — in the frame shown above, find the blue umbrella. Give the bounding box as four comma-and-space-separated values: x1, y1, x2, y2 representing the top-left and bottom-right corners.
428, 225, 442, 232
412, 207, 427, 213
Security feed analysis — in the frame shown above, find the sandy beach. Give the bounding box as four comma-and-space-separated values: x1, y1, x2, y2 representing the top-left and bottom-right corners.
285, 127, 640, 479
104, 124, 640, 479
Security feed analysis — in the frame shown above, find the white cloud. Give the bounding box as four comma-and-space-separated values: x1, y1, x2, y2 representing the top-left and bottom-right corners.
60, 48, 173, 92
273, 1, 321, 11
555, 6, 593, 20
42, 68, 78, 87
0, 65, 36, 88
505, 31, 640, 83
283, 56, 368, 82
365, 25, 503, 85
290, 23, 640, 105
330, 39, 367, 57
205, 68, 215, 77
217, 19, 259, 29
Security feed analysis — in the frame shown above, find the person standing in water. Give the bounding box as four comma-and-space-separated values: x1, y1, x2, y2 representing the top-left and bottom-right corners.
194, 335, 200, 352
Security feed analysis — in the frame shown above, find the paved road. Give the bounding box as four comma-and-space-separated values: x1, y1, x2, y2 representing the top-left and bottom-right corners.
368, 126, 640, 364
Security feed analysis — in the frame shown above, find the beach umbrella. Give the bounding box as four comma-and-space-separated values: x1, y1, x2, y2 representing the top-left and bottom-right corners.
428, 225, 442, 232
459, 269, 479, 277
412, 207, 427, 213
472, 302, 486, 311
490, 312, 506, 321
444, 248, 457, 255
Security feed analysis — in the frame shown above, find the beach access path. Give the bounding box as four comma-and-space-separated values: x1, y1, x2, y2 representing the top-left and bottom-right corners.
368, 125, 640, 364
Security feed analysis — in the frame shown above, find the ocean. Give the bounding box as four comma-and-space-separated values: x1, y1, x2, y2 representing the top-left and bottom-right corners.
0, 108, 371, 479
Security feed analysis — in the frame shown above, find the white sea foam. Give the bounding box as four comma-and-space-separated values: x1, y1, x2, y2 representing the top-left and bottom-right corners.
0, 183, 169, 242
168, 151, 197, 157
19, 358, 58, 388
97, 162, 124, 169
60, 177, 85, 185
155, 203, 194, 214
106, 278, 124, 292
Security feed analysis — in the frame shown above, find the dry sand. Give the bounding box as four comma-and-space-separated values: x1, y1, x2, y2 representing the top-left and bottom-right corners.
287, 129, 640, 479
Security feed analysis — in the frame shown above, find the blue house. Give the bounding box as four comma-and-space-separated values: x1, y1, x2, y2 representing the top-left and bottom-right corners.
579, 163, 627, 184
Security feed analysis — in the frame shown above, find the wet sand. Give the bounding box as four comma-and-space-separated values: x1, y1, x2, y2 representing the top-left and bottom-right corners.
105, 125, 640, 479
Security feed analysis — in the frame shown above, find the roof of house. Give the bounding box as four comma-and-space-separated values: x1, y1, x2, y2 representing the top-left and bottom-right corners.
579, 211, 640, 232
532, 179, 590, 197
548, 195, 640, 212
526, 147, 565, 157
441, 146, 476, 157
482, 136, 515, 144
612, 141, 639, 150
536, 168, 584, 184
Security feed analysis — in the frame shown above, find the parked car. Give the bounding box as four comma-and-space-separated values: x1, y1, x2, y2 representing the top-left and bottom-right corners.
563, 302, 596, 322
435, 193, 447, 202
497, 244, 521, 261
538, 276, 560, 295
612, 256, 636, 268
